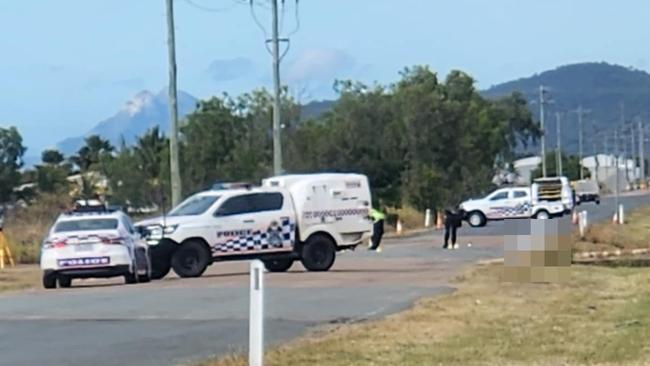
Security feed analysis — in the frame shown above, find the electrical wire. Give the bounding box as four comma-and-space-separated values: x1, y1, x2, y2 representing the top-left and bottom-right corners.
182, 0, 237, 12
249, 0, 269, 38
285, 0, 300, 38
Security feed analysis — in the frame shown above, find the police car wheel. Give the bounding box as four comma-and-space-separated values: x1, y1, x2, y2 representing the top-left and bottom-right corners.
301, 235, 336, 272
468, 211, 486, 228
124, 272, 138, 284
263, 258, 294, 272
534, 210, 550, 220
42, 272, 57, 289
150, 245, 172, 280
58, 276, 72, 288
171, 240, 211, 278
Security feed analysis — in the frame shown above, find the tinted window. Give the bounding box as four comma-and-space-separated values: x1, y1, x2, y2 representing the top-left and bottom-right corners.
215, 194, 254, 216
513, 191, 528, 198
215, 193, 284, 216
169, 195, 220, 216
252, 193, 283, 212
55, 219, 118, 233
489, 192, 508, 201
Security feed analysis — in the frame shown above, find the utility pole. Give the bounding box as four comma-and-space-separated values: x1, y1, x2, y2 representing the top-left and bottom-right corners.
615, 129, 620, 212
539, 86, 547, 177
165, 0, 182, 207
555, 112, 563, 176
640, 120, 646, 185
271, 0, 283, 175
577, 105, 584, 180
630, 124, 637, 186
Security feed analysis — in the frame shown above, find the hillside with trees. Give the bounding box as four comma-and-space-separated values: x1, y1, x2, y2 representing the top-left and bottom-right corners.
484, 62, 650, 154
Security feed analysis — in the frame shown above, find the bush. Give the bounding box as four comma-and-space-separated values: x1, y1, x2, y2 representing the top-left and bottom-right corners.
388, 205, 426, 231
4, 193, 71, 264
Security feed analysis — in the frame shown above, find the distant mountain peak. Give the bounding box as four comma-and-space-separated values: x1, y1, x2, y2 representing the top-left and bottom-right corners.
57, 89, 198, 155
123, 90, 156, 116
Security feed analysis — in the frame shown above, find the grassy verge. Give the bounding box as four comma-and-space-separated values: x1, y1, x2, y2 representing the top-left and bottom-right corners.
574, 205, 650, 253
0, 266, 40, 293
203, 264, 650, 366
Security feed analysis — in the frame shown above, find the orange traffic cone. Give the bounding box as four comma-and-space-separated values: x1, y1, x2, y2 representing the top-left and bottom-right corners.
435, 211, 444, 230
572, 210, 579, 225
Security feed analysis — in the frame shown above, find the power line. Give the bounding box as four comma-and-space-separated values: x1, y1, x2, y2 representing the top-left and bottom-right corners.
182, 0, 238, 12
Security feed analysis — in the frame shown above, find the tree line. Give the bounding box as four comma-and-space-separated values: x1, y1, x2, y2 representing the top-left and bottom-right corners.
1, 66, 542, 212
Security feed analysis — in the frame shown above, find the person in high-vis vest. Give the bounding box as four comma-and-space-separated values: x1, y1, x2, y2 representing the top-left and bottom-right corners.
369, 208, 386, 251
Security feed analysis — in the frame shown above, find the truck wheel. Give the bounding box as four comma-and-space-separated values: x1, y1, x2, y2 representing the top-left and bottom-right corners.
301, 234, 336, 272
263, 258, 294, 272
58, 276, 72, 288
136, 248, 152, 283
43, 272, 57, 289
467, 211, 486, 227
534, 210, 550, 219
150, 245, 172, 280
124, 273, 138, 284
171, 240, 211, 278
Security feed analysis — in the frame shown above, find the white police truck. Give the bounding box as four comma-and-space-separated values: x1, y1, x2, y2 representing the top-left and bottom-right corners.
460, 176, 574, 227
135, 174, 373, 279
40, 201, 152, 289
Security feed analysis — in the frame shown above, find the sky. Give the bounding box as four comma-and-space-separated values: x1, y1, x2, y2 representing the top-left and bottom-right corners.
1, 0, 650, 153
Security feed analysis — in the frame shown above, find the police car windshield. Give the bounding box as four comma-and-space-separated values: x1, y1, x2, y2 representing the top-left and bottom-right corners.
55, 219, 118, 233
169, 195, 220, 216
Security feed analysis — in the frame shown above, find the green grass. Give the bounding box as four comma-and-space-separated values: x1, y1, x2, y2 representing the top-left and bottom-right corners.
201, 265, 650, 366
574, 205, 650, 253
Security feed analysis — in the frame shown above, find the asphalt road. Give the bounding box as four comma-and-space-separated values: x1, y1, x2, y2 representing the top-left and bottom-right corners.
0, 234, 503, 366
0, 192, 648, 366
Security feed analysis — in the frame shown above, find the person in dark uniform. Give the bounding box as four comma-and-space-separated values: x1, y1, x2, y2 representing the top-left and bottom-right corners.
443, 207, 465, 249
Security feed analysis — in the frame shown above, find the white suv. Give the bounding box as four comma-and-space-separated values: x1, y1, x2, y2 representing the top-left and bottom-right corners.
136, 174, 373, 279
40, 204, 151, 289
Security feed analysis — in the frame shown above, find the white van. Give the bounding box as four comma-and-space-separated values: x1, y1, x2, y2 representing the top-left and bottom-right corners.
136, 173, 373, 279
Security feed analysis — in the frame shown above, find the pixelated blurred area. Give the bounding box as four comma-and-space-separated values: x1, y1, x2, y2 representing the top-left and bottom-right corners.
502, 217, 572, 283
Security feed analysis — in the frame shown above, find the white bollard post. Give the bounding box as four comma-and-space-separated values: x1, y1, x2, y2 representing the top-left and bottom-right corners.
579, 211, 588, 238
618, 204, 625, 225
249, 260, 264, 366
424, 209, 432, 228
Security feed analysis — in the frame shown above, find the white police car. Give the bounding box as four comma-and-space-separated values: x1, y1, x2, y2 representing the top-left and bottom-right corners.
40, 201, 152, 289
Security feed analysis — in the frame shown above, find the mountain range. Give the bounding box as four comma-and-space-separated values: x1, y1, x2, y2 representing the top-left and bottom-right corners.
54, 62, 649, 159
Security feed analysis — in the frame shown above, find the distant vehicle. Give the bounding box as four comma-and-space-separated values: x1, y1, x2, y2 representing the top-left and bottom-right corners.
40, 201, 151, 289
460, 176, 574, 227
135, 173, 373, 279
572, 179, 600, 205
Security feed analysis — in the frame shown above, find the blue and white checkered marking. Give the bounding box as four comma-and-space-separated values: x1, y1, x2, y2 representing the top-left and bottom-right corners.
489, 202, 531, 217
214, 217, 295, 255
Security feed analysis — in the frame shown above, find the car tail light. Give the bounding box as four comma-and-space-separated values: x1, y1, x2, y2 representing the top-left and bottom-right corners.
43, 239, 67, 249
101, 236, 126, 245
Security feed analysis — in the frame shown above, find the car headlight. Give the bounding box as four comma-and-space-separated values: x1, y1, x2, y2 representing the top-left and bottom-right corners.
163, 224, 179, 235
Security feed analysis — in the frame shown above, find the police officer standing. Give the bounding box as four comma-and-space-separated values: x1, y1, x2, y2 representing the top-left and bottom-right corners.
443, 207, 465, 249
369, 208, 386, 251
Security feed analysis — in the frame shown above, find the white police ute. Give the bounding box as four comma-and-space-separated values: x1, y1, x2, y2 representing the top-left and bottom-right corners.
40, 202, 152, 289
460, 176, 574, 227
135, 173, 374, 279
